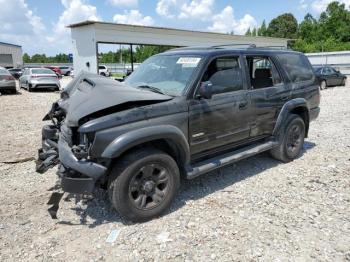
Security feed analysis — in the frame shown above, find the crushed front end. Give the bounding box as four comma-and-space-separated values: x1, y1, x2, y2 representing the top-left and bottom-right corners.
36, 101, 107, 195
36, 95, 109, 218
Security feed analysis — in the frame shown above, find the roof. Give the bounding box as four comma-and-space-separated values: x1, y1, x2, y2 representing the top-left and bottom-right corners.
0, 41, 22, 48
163, 45, 295, 57
68, 20, 288, 42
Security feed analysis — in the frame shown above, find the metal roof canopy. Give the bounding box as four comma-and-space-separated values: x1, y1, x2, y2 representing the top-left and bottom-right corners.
69, 20, 288, 75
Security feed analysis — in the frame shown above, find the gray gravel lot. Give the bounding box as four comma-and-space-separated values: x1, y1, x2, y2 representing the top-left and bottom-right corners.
0, 79, 349, 261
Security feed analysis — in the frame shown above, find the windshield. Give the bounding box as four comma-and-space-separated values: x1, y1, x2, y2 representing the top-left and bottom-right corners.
125, 54, 202, 96
0, 68, 10, 75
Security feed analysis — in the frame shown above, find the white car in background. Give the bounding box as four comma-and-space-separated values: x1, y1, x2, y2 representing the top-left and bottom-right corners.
19, 68, 60, 92
98, 65, 111, 77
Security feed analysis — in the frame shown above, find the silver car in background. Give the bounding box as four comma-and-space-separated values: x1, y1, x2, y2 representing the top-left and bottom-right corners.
19, 68, 60, 92
0, 67, 16, 94
59, 66, 73, 76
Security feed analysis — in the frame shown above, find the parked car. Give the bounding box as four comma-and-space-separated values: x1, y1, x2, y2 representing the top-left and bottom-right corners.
36, 47, 320, 222
98, 65, 111, 76
8, 68, 23, 79
0, 67, 16, 94
44, 66, 62, 78
314, 66, 347, 89
59, 66, 73, 76
19, 68, 60, 92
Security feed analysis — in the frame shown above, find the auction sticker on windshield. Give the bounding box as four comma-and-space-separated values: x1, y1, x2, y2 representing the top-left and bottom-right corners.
177, 57, 201, 67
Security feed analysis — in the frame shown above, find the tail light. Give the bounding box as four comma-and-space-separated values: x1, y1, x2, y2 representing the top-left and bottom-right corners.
4, 75, 15, 80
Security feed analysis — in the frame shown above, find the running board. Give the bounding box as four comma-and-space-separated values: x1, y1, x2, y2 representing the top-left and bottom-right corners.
186, 140, 278, 179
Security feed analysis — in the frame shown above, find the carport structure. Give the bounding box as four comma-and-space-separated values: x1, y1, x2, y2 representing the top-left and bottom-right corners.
68, 21, 288, 75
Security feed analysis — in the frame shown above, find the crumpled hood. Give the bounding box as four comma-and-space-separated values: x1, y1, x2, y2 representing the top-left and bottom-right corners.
64, 74, 172, 126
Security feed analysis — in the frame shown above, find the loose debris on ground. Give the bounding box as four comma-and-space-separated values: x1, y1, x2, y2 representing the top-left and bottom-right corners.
0, 80, 349, 261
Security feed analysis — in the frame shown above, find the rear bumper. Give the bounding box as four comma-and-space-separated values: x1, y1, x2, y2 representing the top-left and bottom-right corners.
36, 124, 107, 194
310, 107, 320, 121
29, 80, 60, 89
0, 82, 16, 90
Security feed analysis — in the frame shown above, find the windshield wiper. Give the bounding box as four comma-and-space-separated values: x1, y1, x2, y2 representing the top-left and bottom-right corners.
137, 85, 166, 95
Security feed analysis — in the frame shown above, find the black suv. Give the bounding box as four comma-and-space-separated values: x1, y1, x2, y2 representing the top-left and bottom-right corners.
36, 46, 320, 222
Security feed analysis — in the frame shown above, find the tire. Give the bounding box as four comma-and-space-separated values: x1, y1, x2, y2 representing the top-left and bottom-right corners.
270, 114, 305, 163
320, 80, 327, 90
66, 71, 71, 76
108, 147, 180, 222
100, 72, 106, 77
28, 84, 32, 92
341, 78, 346, 86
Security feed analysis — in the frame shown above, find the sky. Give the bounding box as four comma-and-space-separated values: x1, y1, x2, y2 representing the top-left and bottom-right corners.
0, 0, 349, 55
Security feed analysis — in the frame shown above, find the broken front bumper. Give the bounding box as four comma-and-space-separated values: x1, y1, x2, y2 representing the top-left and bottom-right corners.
36, 124, 107, 194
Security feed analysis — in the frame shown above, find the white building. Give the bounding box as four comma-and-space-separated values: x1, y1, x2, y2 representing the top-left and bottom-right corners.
306, 51, 350, 75
0, 42, 23, 68
68, 21, 288, 75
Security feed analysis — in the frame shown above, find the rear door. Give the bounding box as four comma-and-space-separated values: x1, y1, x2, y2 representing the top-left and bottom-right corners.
245, 55, 291, 137
189, 55, 251, 155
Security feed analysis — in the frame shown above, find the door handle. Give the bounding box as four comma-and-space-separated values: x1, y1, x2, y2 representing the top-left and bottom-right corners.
239, 101, 248, 110
281, 95, 289, 101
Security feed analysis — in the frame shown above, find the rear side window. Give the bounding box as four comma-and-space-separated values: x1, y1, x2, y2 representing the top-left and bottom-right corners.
278, 53, 314, 82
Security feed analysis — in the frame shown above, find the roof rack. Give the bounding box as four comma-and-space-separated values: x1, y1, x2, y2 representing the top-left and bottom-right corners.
212, 43, 257, 48
251, 45, 288, 50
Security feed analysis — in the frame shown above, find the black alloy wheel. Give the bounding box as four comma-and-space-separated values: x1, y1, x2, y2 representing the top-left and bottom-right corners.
128, 163, 170, 210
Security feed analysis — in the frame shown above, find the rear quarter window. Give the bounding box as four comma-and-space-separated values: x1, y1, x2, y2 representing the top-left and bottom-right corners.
277, 53, 314, 83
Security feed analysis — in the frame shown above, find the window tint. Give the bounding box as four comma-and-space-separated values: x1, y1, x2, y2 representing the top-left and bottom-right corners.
32, 69, 55, 74
201, 56, 243, 95
0, 68, 10, 75
99, 66, 106, 69
246, 56, 282, 89
278, 53, 314, 82
328, 67, 336, 74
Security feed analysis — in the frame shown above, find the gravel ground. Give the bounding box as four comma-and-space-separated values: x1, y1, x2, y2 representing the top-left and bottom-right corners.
0, 79, 349, 261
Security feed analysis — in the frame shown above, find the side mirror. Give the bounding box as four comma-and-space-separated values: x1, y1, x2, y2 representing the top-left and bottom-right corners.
198, 81, 213, 99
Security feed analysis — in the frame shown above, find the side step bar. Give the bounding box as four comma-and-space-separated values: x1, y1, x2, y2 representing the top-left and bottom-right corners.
186, 140, 278, 179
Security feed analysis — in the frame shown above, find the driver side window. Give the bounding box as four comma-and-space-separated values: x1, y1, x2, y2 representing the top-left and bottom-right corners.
201, 56, 243, 95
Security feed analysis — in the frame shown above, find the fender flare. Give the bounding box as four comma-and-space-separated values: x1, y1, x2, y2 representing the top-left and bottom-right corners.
273, 98, 309, 137
101, 125, 190, 165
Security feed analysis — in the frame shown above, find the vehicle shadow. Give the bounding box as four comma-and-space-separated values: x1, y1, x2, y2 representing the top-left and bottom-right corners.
58, 141, 316, 227
0, 90, 22, 96
21, 88, 59, 93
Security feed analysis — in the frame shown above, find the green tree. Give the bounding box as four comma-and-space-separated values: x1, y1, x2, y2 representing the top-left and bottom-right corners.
319, 2, 350, 42
267, 13, 298, 38
23, 53, 31, 63
252, 28, 257, 37
258, 20, 268, 36
245, 28, 252, 36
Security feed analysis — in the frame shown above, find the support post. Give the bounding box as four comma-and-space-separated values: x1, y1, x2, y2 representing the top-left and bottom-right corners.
130, 44, 134, 72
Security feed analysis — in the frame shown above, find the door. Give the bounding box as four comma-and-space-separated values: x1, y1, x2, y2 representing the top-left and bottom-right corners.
328, 67, 343, 86
189, 56, 251, 155
245, 55, 291, 138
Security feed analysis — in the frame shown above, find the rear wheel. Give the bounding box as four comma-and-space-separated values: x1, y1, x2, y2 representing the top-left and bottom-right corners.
270, 114, 305, 163
28, 83, 32, 92
320, 80, 327, 90
108, 148, 180, 222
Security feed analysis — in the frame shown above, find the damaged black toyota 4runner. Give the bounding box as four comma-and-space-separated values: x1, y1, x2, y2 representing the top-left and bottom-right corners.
36, 46, 320, 222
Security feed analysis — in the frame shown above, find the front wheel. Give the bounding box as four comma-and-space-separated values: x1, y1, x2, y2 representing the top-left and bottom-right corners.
320, 80, 327, 90
108, 148, 180, 222
270, 114, 305, 163
341, 78, 346, 86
